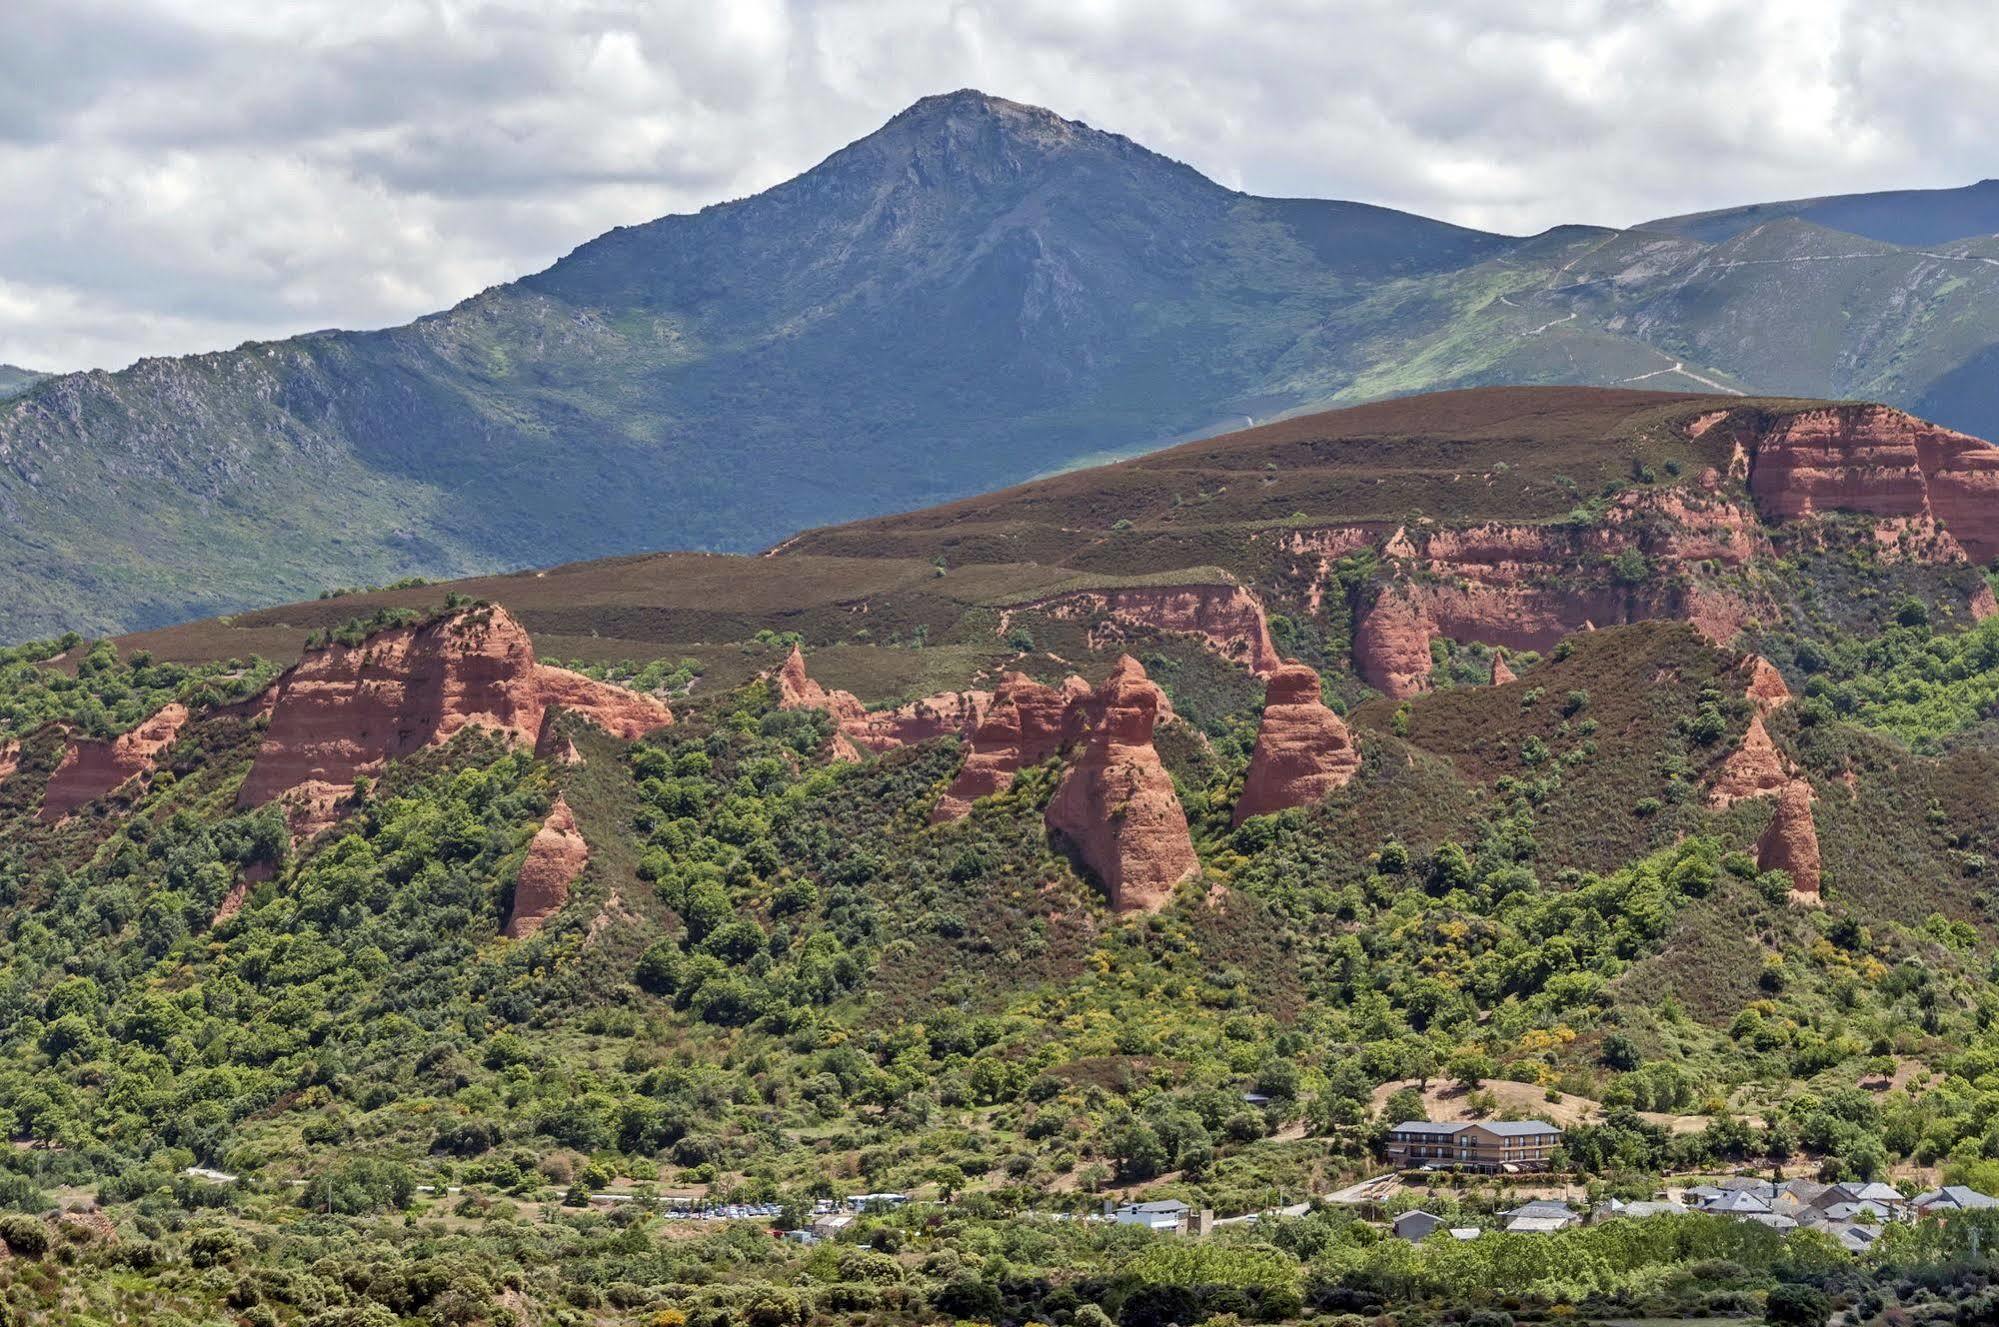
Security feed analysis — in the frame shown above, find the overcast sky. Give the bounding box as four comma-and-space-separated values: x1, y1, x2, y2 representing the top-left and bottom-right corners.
2, 0, 1992, 373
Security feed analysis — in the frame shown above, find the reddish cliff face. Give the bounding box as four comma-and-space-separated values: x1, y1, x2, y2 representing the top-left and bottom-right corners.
1717, 404, 1999, 562
1757, 779, 1822, 902
1044, 657, 1199, 913
38, 703, 189, 823
1234, 664, 1361, 824
1742, 655, 1792, 713
504, 795, 589, 940
1347, 502, 1766, 697
239, 606, 672, 835
931, 672, 1089, 823
1021, 583, 1282, 676
1708, 715, 1796, 808
775, 645, 990, 756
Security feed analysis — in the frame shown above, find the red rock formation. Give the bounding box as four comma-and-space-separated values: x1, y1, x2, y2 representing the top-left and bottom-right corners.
1756, 779, 1821, 901
38, 702, 189, 823
1019, 583, 1282, 676
774, 644, 989, 756
775, 644, 866, 723
1044, 657, 1199, 913
504, 795, 588, 939
1490, 652, 1517, 686
1349, 498, 1770, 697
931, 672, 1089, 822
1708, 715, 1796, 808
1742, 655, 1792, 713
239, 606, 672, 836
1973, 583, 1999, 622
1234, 664, 1361, 824
1719, 404, 1999, 562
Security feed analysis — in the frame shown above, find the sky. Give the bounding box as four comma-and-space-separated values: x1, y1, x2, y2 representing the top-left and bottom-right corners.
2, 0, 1993, 374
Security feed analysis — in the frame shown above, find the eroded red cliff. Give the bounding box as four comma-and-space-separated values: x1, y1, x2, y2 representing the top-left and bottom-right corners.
1719, 404, 1999, 562
931, 672, 1090, 823
239, 606, 672, 835
1234, 664, 1361, 824
1044, 657, 1199, 913
504, 795, 589, 940
1756, 778, 1822, 902
39, 703, 189, 823
1708, 714, 1797, 808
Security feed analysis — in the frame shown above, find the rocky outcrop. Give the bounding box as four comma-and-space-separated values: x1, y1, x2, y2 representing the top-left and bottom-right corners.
0, 739, 16, 784
504, 796, 588, 940
1234, 664, 1361, 824
1708, 715, 1796, 808
1347, 496, 1769, 697
774, 644, 989, 756
1713, 404, 1999, 562
1490, 652, 1517, 686
1016, 583, 1282, 676
1741, 655, 1792, 713
931, 672, 1090, 822
1044, 657, 1199, 913
239, 606, 672, 836
775, 644, 866, 723
38, 703, 189, 822
1756, 779, 1821, 902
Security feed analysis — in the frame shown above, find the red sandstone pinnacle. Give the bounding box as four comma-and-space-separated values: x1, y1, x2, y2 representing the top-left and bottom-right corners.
1044, 657, 1199, 913
504, 795, 589, 939
1756, 778, 1821, 901
931, 672, 1089, 822
38, 702, 189, 823
0, 739, 17, 784
774, 644, 989, 756
1490, 652, 1517, 686
1741, 654, 1792, 713
1234, 663, 1361, 824
238, 605, 672, 837
1708, 714, 1796, 808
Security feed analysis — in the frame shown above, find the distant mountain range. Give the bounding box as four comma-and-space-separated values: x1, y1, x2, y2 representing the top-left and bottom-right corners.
0, 364, 44, 400
6, 90, 1999, 641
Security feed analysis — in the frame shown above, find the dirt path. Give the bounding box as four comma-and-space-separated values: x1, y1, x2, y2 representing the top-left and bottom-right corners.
1369, 1078, 1742, 1136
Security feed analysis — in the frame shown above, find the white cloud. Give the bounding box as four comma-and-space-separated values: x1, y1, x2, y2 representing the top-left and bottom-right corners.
0, 0, 1991, 372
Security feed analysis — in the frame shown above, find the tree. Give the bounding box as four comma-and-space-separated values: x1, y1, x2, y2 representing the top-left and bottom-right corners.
1765, 1282, 1831, 1327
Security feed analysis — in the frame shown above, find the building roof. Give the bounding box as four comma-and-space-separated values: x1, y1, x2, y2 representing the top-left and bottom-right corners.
1743, 1212, 1798, 1230
1118, 1200, 1190, 1215
1826, 1222, 1881, 1252
1389, 1118, 1561, 1137
1448, 1227, 1482, 1240
1838, 1182, 1905, 1205
1505, 1216, 1573, 1233
1821, 1200, 1893, 1222
1915, 1185, 1999, 1210
1717, 1177, 1777, 1196
1501, 1199, 1577, 1220
1705, 1190, 1772, 1214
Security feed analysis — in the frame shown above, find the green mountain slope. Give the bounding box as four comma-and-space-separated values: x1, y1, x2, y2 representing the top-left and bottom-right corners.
0, 363, 43, 399
9, 93, 1999, 645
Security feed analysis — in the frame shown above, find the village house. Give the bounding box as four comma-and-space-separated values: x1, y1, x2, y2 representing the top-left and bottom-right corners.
1385, 1119, 1564, 1172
